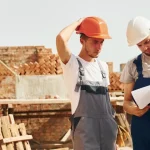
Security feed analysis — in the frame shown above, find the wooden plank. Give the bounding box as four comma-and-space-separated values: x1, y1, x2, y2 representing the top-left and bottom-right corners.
0, 117, 7, 150
1, 144, 7, 150
0, 118, 7, 150
0, 99, 70, 104
116, 114, 126, 128
2, 135, 32, 143
19, 123, 32, 150
120, 114, 130, 133
120, 114, 132, 146
0, 118, 3, 140
1, 116, 14, 150
0, 97, 124, 104
60, 129, 71, 142
0, 60, 17, 76
9, 114, 15, 124
1, 116, 10, 125
10, 124, 24, 150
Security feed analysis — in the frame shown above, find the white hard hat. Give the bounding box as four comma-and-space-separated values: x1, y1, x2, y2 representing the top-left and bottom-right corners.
126, 16, 150, 46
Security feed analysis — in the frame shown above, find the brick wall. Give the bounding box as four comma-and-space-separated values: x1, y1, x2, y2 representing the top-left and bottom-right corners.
0, 46, 53, 66
0, 46, 54, 99
0, 76, 15, 98
13, 103, 71, 143
0, 46, 37, 66
0, 46, 71, 148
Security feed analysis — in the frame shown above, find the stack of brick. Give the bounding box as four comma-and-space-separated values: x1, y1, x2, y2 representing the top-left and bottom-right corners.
108, 72, 124, 91
9, 48, 63, 75
106, 62, 124, 91
37, 48, 62, 75
0, 61, 16, 99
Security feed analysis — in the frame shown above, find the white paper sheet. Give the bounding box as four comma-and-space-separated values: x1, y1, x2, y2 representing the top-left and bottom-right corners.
131, 85, 150, 109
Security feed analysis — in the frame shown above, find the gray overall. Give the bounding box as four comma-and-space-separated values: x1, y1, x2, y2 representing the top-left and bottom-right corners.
70, 59, 118, 150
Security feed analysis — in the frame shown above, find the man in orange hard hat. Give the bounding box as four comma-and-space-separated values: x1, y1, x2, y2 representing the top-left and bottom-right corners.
56, 17, 118, 150
120, 16, 150, 150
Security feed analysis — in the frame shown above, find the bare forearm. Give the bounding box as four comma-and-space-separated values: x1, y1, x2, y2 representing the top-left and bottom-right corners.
123, 100, 135, 115
58, 19, 83, 42
56, 21, 79, 64
124, 100, 150, 117
56, 18, 84, 64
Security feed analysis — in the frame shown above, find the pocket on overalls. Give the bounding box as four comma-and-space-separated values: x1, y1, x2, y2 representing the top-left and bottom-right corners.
69, 115, 74, 130
69, 115, 82, 137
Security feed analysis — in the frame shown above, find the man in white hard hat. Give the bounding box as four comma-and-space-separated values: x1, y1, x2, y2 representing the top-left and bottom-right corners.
120, 16, 150, 150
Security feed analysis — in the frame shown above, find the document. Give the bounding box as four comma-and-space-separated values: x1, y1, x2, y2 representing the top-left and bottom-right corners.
131, 85, 150, 109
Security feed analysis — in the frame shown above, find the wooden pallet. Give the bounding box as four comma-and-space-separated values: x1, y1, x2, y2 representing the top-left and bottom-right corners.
0, 114, 32, 150
115, 113, 132, 147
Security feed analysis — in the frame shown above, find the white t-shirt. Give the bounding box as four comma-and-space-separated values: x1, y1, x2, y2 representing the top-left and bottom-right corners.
61, 54, 110, 114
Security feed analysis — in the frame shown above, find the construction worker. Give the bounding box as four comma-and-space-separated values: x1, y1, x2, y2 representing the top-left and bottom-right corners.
120, 16, 150, 150
56, 16, 118, 150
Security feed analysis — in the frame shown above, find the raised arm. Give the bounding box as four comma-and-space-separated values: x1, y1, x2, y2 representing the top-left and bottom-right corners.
56, 18, 84, 64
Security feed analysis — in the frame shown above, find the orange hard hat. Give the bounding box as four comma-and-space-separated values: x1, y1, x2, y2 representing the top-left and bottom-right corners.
76, 16, 111, 39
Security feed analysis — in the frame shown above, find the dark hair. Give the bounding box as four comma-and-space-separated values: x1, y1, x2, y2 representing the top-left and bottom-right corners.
80, 33, 89, 41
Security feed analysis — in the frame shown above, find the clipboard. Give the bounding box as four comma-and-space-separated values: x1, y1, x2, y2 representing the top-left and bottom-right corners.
131, 85, 150, 109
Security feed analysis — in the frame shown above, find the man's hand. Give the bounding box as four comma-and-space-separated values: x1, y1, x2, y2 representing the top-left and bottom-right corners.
75, 18, 85, 31
131, 105, 149, 117
123, 82, 150, 117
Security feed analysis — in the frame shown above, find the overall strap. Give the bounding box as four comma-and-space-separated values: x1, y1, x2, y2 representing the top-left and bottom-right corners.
133, 54, 143, 78
97, 60, 107, 87
74, 58, 85, 92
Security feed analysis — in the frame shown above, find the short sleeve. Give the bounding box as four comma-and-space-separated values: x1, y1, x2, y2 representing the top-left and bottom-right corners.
120, 59, 137, 83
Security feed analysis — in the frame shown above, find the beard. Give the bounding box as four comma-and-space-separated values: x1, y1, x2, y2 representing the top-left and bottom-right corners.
85, 45, 99, 58
143, 49, 150, 56
144, 52, 150, 56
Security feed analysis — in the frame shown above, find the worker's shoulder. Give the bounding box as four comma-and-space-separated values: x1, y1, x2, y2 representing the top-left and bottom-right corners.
68, 53, 78, 63
126, 54, 141, 66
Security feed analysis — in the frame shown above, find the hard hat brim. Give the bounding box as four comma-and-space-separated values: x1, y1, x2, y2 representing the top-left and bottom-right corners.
89, 35, 112, 39
76, 31, 112, 39
128, 43, 135, 46
128, 34, 150, 46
